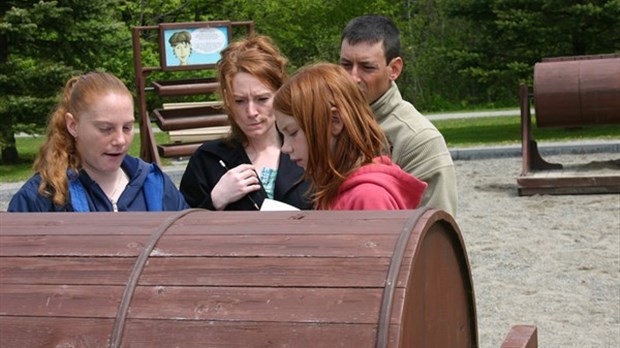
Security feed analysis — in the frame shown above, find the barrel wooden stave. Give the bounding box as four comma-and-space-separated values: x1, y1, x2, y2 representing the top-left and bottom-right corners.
0, 210, 477, 347
1, 317, 382, 348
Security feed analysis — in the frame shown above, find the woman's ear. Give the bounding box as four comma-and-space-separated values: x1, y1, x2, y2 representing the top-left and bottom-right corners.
65, 112, 78, 137
331, 107, 344, 136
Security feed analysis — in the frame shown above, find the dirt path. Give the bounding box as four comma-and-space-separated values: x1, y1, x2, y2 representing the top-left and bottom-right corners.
454, 152, 620, 347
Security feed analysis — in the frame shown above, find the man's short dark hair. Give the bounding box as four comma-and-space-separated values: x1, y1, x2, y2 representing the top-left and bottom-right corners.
341, 15, 401, 64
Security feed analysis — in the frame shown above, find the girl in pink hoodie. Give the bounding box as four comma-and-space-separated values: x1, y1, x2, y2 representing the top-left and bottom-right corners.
273, 63, 427, 210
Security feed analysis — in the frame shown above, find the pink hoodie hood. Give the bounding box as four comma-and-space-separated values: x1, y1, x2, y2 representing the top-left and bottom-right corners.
331, 156, 427, 210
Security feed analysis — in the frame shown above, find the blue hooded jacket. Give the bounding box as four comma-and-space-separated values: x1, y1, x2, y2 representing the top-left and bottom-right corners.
8, 155, 188, 212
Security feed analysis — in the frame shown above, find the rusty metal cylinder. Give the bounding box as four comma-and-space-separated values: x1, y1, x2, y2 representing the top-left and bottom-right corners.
533, 54, 620, 128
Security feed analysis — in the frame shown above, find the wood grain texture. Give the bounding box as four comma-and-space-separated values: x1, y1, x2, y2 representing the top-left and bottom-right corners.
0, 209, 478, 347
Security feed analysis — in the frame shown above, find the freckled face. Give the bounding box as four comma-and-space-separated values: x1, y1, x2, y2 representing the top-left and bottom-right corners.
275, 111, 308, 169
66, 93, 135, 178
232, 72, 277, 140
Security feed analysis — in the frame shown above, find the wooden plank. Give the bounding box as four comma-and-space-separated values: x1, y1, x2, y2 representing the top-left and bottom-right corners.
0, 284, 123, 318
139, 257, 394, 287
501, 325, 538, 348
1, 284, 404, 323
0, 317, 112, 348
162, 100, 222, 109
153, 107, 228, 131
0, 257, 134, 285
518, 185, 620, 195
121, 320, 381, 348
157, 141, 202, 158
152, 78, 219, 97
518, 151, 619, 195
517, 175, 620, 195
520, 175, 620, 184
0, 235, 149, 256
525, 166, 620, 178
0, 221, 410, 236
0, 212, 169, 235
0, 317, 386, 348
0, 210, 415, 227
169, 125, 230, 142
128, 286, 401, 323
0, 234, 402, 257
1, 256, 397, 287
0, 210, 416, 236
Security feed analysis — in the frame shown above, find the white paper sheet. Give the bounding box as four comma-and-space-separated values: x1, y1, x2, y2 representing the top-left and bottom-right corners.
260, 198, 300, 211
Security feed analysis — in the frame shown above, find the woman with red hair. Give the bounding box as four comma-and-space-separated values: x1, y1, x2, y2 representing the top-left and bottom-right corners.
273, 62, 426, 210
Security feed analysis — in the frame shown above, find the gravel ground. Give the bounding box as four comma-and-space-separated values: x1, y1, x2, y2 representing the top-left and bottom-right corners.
453, 152, 619, 347
1, 151, 618, 348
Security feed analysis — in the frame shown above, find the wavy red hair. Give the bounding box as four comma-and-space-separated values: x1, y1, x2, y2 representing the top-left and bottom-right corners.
273, 63, 389, 209
34, 72, 132, 206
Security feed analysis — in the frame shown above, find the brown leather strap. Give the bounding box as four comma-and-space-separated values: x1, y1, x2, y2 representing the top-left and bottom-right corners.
109, 209, 203, 348
376, 207, 430, 348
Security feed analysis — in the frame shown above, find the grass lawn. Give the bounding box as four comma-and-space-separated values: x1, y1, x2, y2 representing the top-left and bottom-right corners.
1, 115, 619, 182
433, 116, 620, 147
0, 131, 171, 182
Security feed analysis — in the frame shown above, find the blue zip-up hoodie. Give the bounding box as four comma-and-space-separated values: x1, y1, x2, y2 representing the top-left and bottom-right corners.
8, 155, 188, 212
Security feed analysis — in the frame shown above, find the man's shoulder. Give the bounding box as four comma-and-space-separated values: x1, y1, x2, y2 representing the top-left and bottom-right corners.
374, 83, 433, 127
381, 101, 440, 135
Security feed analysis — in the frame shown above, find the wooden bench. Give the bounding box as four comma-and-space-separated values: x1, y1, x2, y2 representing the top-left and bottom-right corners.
132, 21, 253, 165
154, 101, 230, 157
517, 54, 620, 195
0, 209, 536, 347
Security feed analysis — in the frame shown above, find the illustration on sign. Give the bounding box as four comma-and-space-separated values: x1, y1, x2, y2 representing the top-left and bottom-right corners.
163, 26, 229, 67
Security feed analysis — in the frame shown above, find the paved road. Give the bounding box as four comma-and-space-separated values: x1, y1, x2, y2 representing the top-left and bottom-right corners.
426, 108, 525, 121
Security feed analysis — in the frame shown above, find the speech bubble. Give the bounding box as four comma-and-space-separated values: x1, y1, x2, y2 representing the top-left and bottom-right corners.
191, 27, 227, 54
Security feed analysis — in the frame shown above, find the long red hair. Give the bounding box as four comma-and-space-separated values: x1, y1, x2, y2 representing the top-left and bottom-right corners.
34, 72, 132, 206
273, 63, 389, 209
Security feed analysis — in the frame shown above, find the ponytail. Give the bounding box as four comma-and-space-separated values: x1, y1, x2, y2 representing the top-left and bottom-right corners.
34, 72, 130, 206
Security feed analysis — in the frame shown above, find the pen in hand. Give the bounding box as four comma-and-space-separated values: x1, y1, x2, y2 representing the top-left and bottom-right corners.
219, 160, 260, 210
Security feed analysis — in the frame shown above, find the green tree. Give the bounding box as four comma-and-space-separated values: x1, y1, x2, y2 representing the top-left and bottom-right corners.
389, 0, 472, 111
0, 0, 130, 163
440, 0, 620, 107
215, 0, 396, 71
5, 0, 618, 165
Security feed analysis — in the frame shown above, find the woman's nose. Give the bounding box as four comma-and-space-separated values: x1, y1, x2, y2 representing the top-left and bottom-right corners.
247, 101, 259, 116
111, 129, 127, 146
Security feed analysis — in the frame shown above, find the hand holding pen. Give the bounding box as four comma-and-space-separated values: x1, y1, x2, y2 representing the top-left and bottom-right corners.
211, 160, 261, 210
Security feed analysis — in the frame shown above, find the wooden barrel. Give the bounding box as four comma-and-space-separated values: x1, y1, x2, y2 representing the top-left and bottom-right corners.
533, 54, 620, 128
0, 209, 478, 347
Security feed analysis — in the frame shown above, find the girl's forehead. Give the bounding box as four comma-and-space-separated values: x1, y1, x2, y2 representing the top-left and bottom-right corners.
80, 93, 134, 121
275, 111, 296, 124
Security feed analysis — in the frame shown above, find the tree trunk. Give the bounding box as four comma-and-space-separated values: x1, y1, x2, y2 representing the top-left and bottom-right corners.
1, 133, 19, 164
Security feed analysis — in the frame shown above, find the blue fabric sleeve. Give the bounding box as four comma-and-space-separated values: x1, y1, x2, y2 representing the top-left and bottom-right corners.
144, 164, 164, 211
